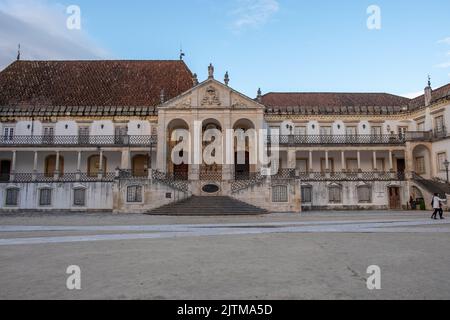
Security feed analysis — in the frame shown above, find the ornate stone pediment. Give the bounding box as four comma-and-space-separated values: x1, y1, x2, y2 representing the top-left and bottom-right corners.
201, 86, 221, 106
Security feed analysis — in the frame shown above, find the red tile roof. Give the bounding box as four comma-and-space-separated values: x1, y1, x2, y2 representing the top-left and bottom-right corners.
0, 60, 193, 108
409, 83, 450, 110
262, 92, 410, 108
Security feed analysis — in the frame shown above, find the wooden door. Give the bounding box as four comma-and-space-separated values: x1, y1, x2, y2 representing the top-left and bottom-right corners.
389, 187, 401, 209
132, 155, 149, 177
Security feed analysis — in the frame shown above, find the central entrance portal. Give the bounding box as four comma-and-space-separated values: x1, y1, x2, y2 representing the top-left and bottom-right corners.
235, 151, 250, 180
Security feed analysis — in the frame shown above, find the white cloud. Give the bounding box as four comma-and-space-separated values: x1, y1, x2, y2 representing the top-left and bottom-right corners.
231, 0, 279, 31
435, 62, 450, 69
438, 37, 450, 45
0, 0, 108, 70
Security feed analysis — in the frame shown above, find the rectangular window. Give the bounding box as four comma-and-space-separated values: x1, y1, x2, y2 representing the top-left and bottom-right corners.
272, 185, 288, 203
43, 126, 55, 144
346, 158, 358, 172
73, 189, 86, 206
358, 186, 372, 203
127, 186, 143, 203
5, 188, 19, 206
78, 126, 90, 144
320, 158, 335, 173
296, 159, 309, 173
301, 186, 312, 203
398, 127, 408, 137
437, 153, 447, 172
329, 187, 342, 203
371, 126, 382, 135
375, 158, 386, 171
417, 122, 425, 132
3, 127, 14, 141
435, 116, 445, 133
415, 157, 426, 174
294, 127, 307, 135
39, 189, 52, 206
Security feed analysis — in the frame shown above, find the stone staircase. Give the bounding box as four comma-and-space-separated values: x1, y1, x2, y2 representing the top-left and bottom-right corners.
147, 196, 269, 216
412, 173, 450, 197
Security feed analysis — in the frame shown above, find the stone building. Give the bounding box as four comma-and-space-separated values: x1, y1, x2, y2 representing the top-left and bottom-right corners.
1, 59, 450, 213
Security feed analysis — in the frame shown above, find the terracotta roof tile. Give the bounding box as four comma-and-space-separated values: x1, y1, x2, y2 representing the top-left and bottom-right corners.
0, 60, 193, 108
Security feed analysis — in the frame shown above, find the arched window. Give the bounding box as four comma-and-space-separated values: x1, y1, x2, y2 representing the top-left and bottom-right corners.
87, 155, 107, 177
45, 155, 64, 177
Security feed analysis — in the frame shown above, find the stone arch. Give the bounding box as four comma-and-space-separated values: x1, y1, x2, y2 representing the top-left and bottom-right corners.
166, 118, 190, 179
412, 144, 432, 178
44, 155, 64, 177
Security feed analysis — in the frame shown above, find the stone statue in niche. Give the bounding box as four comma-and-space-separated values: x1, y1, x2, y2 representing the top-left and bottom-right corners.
201, 86, 221, 106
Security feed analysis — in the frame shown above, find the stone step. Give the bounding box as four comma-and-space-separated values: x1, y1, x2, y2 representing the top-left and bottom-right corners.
147, 196, 269, 216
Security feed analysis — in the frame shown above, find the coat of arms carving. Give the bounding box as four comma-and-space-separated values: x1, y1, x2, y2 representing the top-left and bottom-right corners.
201, 86, 221, 106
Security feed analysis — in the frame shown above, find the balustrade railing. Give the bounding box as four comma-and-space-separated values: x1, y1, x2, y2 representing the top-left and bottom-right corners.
0, 135, 157, 147
269, 134, 406, 145
0, 172, 116, 183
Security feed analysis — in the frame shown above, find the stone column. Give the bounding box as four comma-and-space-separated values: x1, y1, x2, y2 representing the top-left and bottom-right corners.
309, 150, 313, 172
54, 151, 60, 180
287, 148, 296, 169
341, 151, 346, 172
32, 151, 38, 181
325, 151, 329, 172
357, 151, 362, 172
10, 150, 16, 181
121, 150, 130, 170
373, 151, 378, 171
389, 150, 394, 171
76, 151, 82, 181
98, 150, 104, 179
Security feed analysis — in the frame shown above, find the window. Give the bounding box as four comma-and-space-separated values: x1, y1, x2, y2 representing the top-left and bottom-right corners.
437, 153, 447, 172
435, 116, 445, 133
127, 185, 143, 203
398, 127, 408, 138
321, 158, 335, 173
297, 159, 309, 173
43, 126, 55, 144
78, 126, 90, 144
357, 185, 372, 203
87, 155, 107, 177
417, 122, 425, 132
3, 127, 14, 141
5, 188, 19, 206
328, 186, 342, 203
415, 157, 426, 174
371, 126, 382, 135
73, 188, 86, 206
301, 186, 312, 203
346, 127, 358, 143
294, 127, 307, 135
272, 185, 288, 203
39, 188, 52, 206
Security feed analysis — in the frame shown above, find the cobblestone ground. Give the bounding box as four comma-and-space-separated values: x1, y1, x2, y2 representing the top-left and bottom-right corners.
0, 211, 449, 300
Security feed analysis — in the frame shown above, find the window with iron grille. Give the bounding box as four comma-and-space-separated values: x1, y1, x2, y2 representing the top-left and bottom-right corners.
301, 186, 312, 203
5, 188, 19, 206
328, 186, 342, 203
73, 188, 86, 206
39, 188, 52, 206
127, 185, 143, 203
272, 185, 288, 203
357, 185, 372, 203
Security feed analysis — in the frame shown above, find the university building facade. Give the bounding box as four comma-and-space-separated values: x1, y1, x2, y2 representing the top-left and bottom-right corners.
1, 59, 450, 213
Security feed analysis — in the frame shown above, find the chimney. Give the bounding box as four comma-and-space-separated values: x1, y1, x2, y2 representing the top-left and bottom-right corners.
425, 75, 432, 107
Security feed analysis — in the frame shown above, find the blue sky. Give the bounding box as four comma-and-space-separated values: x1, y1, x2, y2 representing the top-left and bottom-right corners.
1, 0, 450, 98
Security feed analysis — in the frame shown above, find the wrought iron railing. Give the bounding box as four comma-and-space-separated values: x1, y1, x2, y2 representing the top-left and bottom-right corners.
0, 135, 158, 147
295, 171, 405, 181
0, 172, 116, 183
151, 170, 189, 192
269, 134, 406, 145
232, 172, 266, 192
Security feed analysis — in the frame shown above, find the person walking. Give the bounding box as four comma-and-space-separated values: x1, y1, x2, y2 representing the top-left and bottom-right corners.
431, 193, 446, 220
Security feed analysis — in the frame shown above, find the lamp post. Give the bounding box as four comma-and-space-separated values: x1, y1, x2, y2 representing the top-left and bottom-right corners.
444, 160, 450, 184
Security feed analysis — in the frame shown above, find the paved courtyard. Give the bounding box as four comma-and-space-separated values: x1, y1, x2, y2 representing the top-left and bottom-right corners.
0, 211, 449, 300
